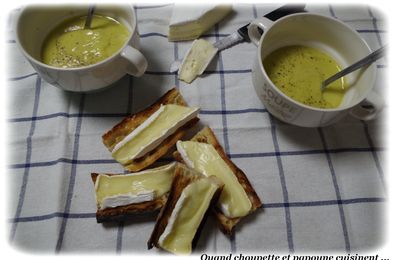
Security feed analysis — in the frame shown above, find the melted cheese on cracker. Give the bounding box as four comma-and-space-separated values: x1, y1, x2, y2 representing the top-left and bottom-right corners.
95, 163, 175, 209
112, 104, 199, 165
158, 177, 219, 255
177, 140, 252, 218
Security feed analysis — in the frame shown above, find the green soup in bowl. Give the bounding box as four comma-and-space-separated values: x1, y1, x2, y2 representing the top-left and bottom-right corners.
41, 14, 130, 68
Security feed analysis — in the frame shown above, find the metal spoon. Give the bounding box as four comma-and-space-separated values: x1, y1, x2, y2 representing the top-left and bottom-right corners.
321, 45, 387, 91
84, 5, 96, 29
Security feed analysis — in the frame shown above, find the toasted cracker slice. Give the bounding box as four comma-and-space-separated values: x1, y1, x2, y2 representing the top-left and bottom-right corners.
102, 87, 199, 172
173, 126, 262, 235
91, 164, 175, 223
148, 163, 223, 254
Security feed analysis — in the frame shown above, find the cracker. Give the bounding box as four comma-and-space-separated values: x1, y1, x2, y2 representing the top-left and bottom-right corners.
173, 126, 262, 235
102, 88, 199, 172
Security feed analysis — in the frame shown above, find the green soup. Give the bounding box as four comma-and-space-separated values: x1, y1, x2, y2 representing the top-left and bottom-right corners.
263, 45, 347, 109
41, 15, 130, 68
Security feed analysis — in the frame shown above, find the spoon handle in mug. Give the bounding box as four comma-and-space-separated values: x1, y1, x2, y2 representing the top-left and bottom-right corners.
321, 45, 387, 91
84, 5, 96, 29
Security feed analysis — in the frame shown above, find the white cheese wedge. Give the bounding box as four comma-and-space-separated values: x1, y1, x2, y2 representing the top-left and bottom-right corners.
178, 39, 217, 84
168, 4, 232, 41
95, 162, 175, 209
176, 140, 252, 218
112, 104, 200, 165
158, 178, 219, 255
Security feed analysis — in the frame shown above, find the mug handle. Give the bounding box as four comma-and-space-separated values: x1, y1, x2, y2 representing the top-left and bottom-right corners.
120, 45, 148, 77
349, 91, 384, 121
248, 17, 274, 46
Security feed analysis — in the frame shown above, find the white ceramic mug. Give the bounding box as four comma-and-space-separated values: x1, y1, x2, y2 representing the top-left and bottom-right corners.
15, 4, 148, 92
249, 13, 384, 127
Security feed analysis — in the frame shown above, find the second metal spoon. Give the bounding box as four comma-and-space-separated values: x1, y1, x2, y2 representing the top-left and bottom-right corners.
84, 5, 96, 29
321, 45, 387, 91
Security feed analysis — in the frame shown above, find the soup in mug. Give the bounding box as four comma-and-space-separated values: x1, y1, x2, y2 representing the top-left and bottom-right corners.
41, 15, 130, 68
263, 45, 348, 109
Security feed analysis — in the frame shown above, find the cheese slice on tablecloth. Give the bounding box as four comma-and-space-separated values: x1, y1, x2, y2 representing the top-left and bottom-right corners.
168, 4, 232, 41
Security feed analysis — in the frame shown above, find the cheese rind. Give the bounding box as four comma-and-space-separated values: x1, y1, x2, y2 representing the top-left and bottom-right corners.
94, 163, 175, 209
111, 105, 166, 154
168, 5, 232, 41
111, 104, 200, 165
158, 178, 219, 255
101, 191, 154, 209
176, 141, 252, 218
178, 39, 217, 84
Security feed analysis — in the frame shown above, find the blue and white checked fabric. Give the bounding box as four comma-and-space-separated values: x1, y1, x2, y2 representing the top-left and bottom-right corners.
7, 4, 386, 254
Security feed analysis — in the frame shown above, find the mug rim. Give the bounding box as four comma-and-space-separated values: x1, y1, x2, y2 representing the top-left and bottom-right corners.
257, 12, 377, 112
15, 4, 137, 72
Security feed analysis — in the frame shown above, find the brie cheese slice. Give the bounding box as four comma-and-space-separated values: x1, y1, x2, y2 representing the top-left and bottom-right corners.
176, 140, 252, 218
178, 39, 217, 84
158, 178, 219, 255
112, 104, 199, 165
95, 162, 175, 209
169, 4, 232, 41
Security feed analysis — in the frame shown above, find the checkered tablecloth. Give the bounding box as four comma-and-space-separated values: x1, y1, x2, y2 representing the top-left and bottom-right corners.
7, 4, 387, 254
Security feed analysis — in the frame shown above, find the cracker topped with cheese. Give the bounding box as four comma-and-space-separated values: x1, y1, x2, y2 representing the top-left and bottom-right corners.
91, 162, 176, 223
102, 88, 200, 172
174, 126, 262, 235
148, 163, 224, 255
